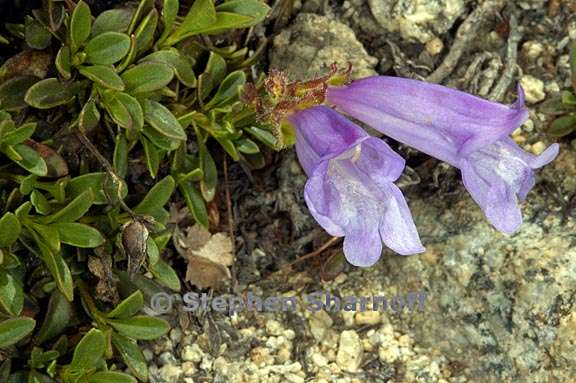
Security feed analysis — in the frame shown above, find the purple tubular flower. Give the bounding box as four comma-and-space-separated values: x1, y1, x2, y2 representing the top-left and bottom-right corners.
326, 76, 559, 234
289, 105, 425, 267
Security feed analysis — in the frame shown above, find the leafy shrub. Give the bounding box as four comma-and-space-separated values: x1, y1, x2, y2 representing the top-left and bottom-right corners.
0, 0, 269, 381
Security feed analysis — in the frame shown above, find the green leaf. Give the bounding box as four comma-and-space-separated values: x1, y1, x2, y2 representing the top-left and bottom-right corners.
548, 114, 576, 137
121, 62, 174, 94
113, 134, 129, 178
245, 126, 277, 148
3, 122, 36, 145
166, 0, 216, 44
88, 371, 137, 383
111, 333, 148, 381
150, 260, 181, 291
70, 329, 105, 369
146, 236, 159, 266
24, 78, 75, 109
92, 9, 133, 36
142, 124, 181, 151
561, 91, 576, 106
7, 144, 48, 176
208, 0, 270, 34
35, 290, 71, 344
38, 241, 73, 301
30, 222, 60, 252
67, 172, 127, 205
215, 136, 239, 161
179, 181, 208, 228
56, 46, 72, 79
198, 140, 217, 201
236, 137, 259, 154
127, 0, 154, 35
133, 175, 175, 215
0, 271, 23, 316
79, 99, 101, 131
205, 70, 246, 109
0, 213, 21, 248
25, 17, 52, 50
140, 50, 196, 87
107, 291, 144, 319
143, 100, 187, 141
70, 0, 92, 53
161, 0, 179, 32
31, 190, 51, 215
141, 136, 161, 178
79, 66, 125, 91
134, 9, 158, 54
108, 315, 170, 340
43, 189, 94, 223
198, 52, 226, 101
102, 91, 143, 131
84, 32, 131, 65
52, 222, 105, 248
0, 317, 35, 348
0, 76, 39, 111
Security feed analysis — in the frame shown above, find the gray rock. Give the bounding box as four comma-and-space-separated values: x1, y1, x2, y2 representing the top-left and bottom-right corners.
336, 330, 363, 372
270, 13, 378, 80
368, 0, 470, 43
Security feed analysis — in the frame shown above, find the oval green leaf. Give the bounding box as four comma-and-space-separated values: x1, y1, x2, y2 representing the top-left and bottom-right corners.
121, 62, 174, 94
51, 222, 105, 248
0, 317, 35, 348
24, 78, 75, 109
108, 315, 170, 340
0, 213, 21, 248
85, 32, 131, 65
79, 66, 125, 90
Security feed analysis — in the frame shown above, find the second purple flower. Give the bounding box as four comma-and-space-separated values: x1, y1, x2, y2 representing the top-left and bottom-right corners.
289, 105, 425, 266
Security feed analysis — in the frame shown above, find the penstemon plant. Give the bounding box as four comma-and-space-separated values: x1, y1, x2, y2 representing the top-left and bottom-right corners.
243, 66, 559, 266
0, 0, 561, 380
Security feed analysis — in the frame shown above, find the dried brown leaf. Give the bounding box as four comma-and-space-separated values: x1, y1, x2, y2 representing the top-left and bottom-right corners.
185, 255, 230, 289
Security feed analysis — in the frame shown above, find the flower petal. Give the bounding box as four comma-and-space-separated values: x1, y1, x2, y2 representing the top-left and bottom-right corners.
460, 158, 523, 234
327, 76, 528, 165
379, 183, 425, 255
343, 220, 383, 267
291, 105, 367, 175
304, 161, 345, 237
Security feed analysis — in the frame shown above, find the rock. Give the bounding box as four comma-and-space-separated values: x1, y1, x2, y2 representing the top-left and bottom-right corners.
142, 348, 154, 362
158, 351, 178, 366
169, 328, 183, 344
266, 319, 284, 336
425, 37, 444, 56
181, 344, 204, 363
521, 40, 544, 60
158, 365, 183, 382
311, 353, 329, 367
531, 141, 547, 155
520, 75, 546, 103
354, 310, 381, 326
182, 361, 196, 376
367, 0, 470, 43
270, 13, 378, 80
336, 330, 363, 372
309, 310, 333, 342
